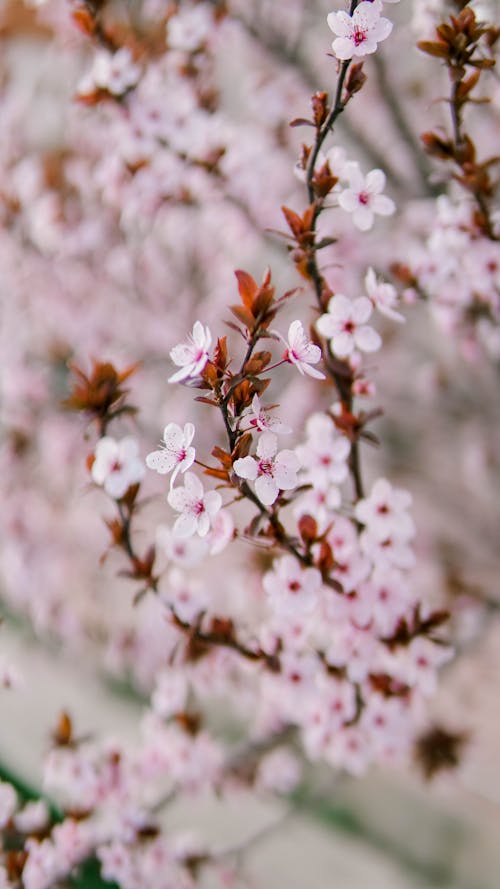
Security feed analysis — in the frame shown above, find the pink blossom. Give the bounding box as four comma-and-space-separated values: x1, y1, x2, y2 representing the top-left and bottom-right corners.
156, 524, 208, 567
365, 267, 405, 322
167, 472, 222, 538
338, 164, 395, 231
14, 800, 49, 834
206, 508, 234, 555
91, 436, 145, 500
233, 432, 299, 506
355, 478, 414, 541
263, 555, 323, 615
168, 322, 212, 384
277, 320, 325, 379
327, 2, 393, 61
295, 412, 351, 487
316, 294, 381, 358
146, 422, 195, 487
161, 568, 209, 624
78, 48, 141, 98
239, 394, 292, 435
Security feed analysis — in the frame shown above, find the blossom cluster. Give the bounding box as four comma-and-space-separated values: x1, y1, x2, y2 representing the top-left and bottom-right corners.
0, 1, 497, 888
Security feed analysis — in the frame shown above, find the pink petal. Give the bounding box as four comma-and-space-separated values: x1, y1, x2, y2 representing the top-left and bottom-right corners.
355, 326, 382, 352
146, 450, 175, 474
326, 294, 352, 321
331, 331, 354, 358
352, 206, 374, 231
173, 513, 198, 538
366, 169, 386, 194
352, 296, 373, 324
257, 432, 278, 460
274, 452, 299, 490
338, 189, 359, 213
332, 36, 355, 60
372, 16, 393, 42
327, 11, 352, 37
233, 456, 258, 481
372, 194, 395, 216
255, 474, 279, 506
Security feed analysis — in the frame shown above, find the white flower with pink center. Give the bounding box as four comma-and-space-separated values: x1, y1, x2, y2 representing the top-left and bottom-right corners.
327, 2, 393, 60
79, 48, 141, 98
146, 422, 195, 487
295, 412, 351, 487
276, 320, 325, 379
167, 472, 222, 538
155, 524, 207, 567
239, 394, 292, 435
263, 555, 322, 615
233, 432, 299, 506
365, 267, 405, 322
316, 294, 381, 358
168, 321, 211, 383
91, 436, 145, 500
355, 478, 415, 541
338, 163, 395, 231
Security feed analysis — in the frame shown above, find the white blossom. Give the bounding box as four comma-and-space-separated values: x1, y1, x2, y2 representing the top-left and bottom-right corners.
316, 294, 381, 358
327, 2, 393, 60
233, 432, 299, 506
169, 321, 212, 383
338, 163, 395, 231
146, 422, 195, 487
167, 472, 222, 538
239, 394, 291, 435
91, 436, 145, 499
365, 267, 405, 322
278, 320, 325, 379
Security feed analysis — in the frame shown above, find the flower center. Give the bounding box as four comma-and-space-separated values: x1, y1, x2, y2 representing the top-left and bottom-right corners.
353, 28, 367, 46
288, 580, 301, 593
258, 459, 273, 476
192, 499, 205, 516
110, 459, 123, 473
343, 320, 355, 333
358, 191, 370, 205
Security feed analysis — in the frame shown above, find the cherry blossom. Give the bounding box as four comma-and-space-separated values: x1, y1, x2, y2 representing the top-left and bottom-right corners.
78, 48, 141, 99
232, 432, 299, 506
327, 2, 393, 60
338, 164, 395, 231
263, 555, 323, 615
316, 294, 382, 358
295, 412, 351, 487
354, 478, 415, 542
277, 320, 326, 379
146, 422, 195, 487
167, 472, 222, 538
91, 437, 145, 500
239, 394, 292, 435
168, 322, 212, 384
155, 524, 208, 568
14, 800, 50, 835
365, 267, 405, 323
